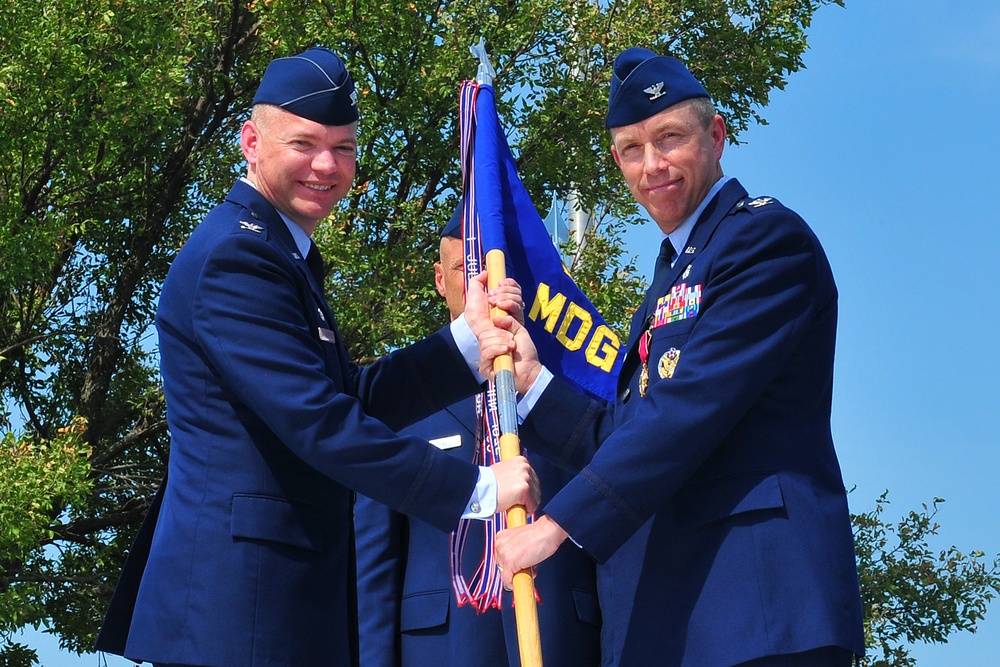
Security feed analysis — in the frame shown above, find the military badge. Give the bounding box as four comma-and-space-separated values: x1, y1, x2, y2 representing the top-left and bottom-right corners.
658, 347, 680, 379
638, 364, 649, 397
638, 329, 652, 397
651, 282, 702, 329
239, 220, 263, 233
643, 82, 666, 100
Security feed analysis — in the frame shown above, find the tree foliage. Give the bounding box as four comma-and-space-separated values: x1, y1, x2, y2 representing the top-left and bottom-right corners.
18, 1, 997, 665
0, 421, 91, 665
853, 492, 1000, 666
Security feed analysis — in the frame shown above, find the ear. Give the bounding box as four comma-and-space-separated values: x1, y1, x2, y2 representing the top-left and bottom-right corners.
610, 143, 622, 168
710, 114, 727, 159
240, 120, 260, 166
433, 262, 447, 299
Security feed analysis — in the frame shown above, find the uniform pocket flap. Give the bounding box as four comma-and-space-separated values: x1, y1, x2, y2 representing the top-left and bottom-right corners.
674, 473, 785, 530
572, 588, 602, 627
230, 494, 324, 552
400, 590, 449, 632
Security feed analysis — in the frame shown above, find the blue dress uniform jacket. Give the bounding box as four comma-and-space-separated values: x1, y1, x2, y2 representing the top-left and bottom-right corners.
355, 397, 602, 667
519, 179, 865, 666
95, 180, 483, 667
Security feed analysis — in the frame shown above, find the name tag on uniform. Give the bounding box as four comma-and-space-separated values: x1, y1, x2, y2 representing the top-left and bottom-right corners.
317, 327, 337, 343
429, 434, 462, 450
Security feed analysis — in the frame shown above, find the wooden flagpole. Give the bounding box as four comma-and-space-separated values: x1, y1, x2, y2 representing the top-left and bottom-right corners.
468, 39, 542, 666
486, 248, 543, 667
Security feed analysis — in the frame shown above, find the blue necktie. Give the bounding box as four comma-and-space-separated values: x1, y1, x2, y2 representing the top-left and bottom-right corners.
306, 242, 325, 285
644, 238, 676, 322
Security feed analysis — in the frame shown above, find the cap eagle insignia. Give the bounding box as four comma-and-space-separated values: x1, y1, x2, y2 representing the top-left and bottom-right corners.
643, 82, 666, 100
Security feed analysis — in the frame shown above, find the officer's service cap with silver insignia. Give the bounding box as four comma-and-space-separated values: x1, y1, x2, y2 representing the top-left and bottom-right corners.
253, 46, 358, 126
605, 47, 711, 129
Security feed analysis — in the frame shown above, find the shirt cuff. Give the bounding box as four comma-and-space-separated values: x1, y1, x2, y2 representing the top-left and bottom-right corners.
516, 366, 553, 422
462, 466, 498, 519
449, 316, 486, 384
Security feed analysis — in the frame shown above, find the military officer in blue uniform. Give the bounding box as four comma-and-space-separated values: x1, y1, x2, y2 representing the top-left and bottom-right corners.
94, 47, 539, 667
354, 209, 601, 667
489, 48, 866, 666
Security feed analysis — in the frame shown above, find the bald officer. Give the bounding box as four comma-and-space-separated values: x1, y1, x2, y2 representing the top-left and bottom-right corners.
489, 48, 865, 666
94, 47, 538, 667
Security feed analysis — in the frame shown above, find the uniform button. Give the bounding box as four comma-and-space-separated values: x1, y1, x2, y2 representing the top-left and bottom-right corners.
621, 388, 631, 403
470, 502, 481, 514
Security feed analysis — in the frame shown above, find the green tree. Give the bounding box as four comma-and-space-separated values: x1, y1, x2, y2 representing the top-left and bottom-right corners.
0, 0, 860, 661
1, 0, 262, 658
853, 492, 1000, 667
0, 421, 91, 665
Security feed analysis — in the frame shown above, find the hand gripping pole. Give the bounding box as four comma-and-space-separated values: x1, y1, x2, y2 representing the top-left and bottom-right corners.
486, 248, 543, 667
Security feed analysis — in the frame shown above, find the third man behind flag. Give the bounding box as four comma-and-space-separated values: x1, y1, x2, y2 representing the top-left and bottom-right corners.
354, 206, 601, 667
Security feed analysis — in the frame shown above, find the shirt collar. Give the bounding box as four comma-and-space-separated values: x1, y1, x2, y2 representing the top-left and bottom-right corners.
663, 174, 731, 264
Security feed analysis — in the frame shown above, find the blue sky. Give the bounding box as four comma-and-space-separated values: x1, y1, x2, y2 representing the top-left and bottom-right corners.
22, 1, 1000, 664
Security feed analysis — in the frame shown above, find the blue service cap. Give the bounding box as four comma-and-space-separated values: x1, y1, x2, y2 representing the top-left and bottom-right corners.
440, 204, 463, 239
253, 47, 358, 126
605, 47, 710, 128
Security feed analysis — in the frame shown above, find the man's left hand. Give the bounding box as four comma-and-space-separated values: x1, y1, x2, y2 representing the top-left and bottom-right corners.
494, 515, 569, 588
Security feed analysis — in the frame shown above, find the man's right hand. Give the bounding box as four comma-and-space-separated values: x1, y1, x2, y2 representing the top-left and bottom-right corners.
468, 272, 544, 395
490, 456, 540, 514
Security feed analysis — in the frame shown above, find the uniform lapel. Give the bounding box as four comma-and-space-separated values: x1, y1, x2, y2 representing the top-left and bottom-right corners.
443, 397, 478, 440
227, 181, 335, 317
226, 180, 352, 385
669, 179, 749, 286
618, 179, 750, 391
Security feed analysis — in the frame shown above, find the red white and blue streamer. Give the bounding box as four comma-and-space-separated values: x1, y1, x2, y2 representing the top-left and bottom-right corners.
448, 80, 509, 612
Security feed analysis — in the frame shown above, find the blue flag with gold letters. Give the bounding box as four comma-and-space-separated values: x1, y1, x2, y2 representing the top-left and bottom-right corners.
458, 81, 622, 402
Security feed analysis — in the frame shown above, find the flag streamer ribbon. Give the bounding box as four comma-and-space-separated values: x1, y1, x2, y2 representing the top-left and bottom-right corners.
447, 80, 523, 614
455, 76, 545, 667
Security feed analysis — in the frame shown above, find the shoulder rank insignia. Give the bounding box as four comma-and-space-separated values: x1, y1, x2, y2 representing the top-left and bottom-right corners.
239, 220, 264, 233
747, 197, 774, 208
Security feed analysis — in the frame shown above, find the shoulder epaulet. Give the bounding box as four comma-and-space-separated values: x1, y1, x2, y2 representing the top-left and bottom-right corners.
237, 219, 265, 234
234, 208, 270, 238
734, 196, 782, 214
